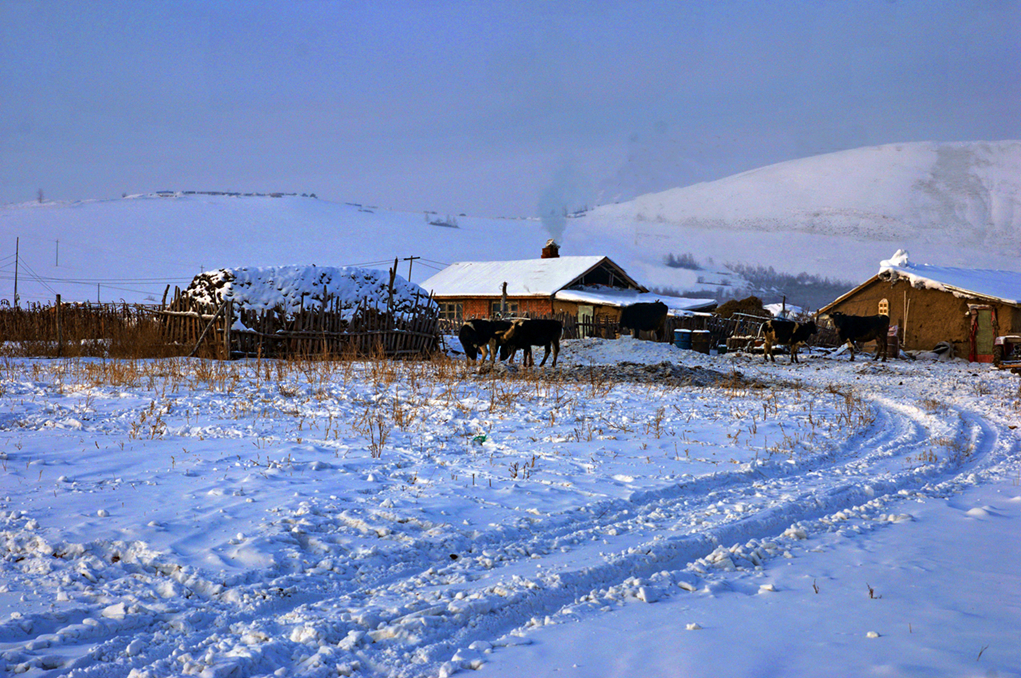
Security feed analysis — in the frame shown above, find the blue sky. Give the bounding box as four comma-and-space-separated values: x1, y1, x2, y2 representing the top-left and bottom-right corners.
1, 0, 1018, 216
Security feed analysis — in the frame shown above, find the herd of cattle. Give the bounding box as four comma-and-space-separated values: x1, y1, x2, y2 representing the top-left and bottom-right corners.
762, 312, 890, 364
458, 302, 893, 368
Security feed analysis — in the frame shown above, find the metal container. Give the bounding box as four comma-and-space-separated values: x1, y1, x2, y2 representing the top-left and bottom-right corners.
674, 329, 692, 349
691, 330, 711, 354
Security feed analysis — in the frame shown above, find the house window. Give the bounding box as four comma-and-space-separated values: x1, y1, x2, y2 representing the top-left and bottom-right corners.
878, 298, 889, 316
490, 300, 519, 317
439, 302, 462, 323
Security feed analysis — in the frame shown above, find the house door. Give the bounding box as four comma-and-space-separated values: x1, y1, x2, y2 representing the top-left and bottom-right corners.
578, 305, 594, 338
973, 308, 995, 362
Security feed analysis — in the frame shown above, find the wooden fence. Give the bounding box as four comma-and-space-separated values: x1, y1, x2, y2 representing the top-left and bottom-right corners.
0, 300, 165, 357
159, 288, 440, 360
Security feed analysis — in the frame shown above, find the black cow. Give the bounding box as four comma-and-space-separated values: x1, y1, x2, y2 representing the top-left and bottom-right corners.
492, 318, 563, 367
458, 319, 512, 361
827, 312, 890, 361
762, 319, 817, 364
619, 301, 668, 340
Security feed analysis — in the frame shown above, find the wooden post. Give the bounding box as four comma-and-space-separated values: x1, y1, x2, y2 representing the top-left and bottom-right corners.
388, 259, 397, 332
403, 255, 420, 280
189, 299, 229, 358
13, 237, 19, 308
55, 294, 62, 358
223, 299, 233, 359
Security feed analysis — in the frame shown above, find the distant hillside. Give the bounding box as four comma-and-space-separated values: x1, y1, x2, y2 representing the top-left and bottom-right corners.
565, 141, 1021, 302
0, 193, 552, 305
3, 141, 1018, 309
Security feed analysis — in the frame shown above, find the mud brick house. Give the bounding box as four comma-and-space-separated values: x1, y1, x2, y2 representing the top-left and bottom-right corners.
819, 250, 1021, 362
422, 240, 715, 328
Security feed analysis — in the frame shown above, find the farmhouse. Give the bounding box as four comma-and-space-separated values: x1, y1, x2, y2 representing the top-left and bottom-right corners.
421, 240, 715, 331
819, 250, 1021, 362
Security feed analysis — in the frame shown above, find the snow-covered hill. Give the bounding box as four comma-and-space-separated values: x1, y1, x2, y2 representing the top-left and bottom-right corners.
2, 141, 1018, 307
564, 141, 1021, 293
0, 194, 551, 306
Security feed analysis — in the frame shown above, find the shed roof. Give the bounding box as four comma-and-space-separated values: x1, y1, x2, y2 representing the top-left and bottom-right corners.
422, 256, 642, 298
821, 250, 1021, 311
877, 250, 1020, 305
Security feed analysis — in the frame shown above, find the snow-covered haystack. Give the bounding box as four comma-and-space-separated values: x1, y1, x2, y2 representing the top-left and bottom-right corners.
166, 265, 439, 358
182, 265, 437, 321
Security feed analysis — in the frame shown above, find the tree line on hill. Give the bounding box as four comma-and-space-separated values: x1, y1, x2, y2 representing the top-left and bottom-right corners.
663, 252, 856, 311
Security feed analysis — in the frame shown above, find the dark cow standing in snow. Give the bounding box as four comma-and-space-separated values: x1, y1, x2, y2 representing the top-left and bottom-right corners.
492, 318, 563, 367
619, 301, 669, 340
826, 312, 890, 361
458, 319, 512, 362
762, 319, 817, 364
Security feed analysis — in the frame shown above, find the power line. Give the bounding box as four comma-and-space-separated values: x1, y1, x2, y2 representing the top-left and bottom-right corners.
15, 274, 192, 284
15, 257, 58, 297
415, 261, 446, 272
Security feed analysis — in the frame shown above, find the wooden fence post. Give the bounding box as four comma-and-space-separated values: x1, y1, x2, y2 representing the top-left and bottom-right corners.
189, 299, 228, 358
224, 299, 233, 359
55, 294, 62, 358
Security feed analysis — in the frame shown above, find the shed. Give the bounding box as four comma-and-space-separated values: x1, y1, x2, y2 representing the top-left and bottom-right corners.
818, 250, 1021, 362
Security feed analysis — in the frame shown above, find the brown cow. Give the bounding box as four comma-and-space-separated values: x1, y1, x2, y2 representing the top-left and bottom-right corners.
762, 319, 817, 364
491, 318, 563, 367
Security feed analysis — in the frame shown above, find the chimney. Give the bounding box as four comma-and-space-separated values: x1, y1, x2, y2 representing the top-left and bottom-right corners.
541, 238, 560, 259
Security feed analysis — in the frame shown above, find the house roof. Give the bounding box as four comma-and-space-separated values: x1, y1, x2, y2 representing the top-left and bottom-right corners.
878, 250, 1020, 305
820, 250, 1021, 311
554, 286, 717, 314
422, 256, 642, 298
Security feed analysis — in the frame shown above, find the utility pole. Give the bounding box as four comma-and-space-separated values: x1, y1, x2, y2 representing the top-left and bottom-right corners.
13, 237, 19, 308
403, 255, 420, 281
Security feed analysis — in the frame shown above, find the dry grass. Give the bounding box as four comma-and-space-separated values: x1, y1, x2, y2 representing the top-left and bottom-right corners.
0, 345, 886, 473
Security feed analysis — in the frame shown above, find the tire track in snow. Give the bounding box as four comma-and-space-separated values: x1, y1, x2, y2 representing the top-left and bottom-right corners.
4, 387, 1017, 677
310, 393, 1016, 677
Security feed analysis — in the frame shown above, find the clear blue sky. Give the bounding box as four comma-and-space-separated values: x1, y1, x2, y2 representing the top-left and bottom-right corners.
1, 0, 1018, 216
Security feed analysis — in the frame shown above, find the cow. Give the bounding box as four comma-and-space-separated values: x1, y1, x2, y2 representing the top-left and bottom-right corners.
492, 318, 563, 367
458, 319, 512, 362
761, 319, 817, 364
826, 312, 890, 361
619, 301, 669, 340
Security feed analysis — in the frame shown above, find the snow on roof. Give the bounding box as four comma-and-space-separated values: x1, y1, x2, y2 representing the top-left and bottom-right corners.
554, 286, 716, 314
878, 250, 1021, 305
764, 302, 806, 318
422, 256, 616, 297
183, 265, 435, 319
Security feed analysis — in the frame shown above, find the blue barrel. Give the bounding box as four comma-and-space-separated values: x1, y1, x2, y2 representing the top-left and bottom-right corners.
674, 329, 692, 349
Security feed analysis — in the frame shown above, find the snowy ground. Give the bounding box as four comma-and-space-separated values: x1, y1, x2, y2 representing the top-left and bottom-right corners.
1, 338, 1020, 677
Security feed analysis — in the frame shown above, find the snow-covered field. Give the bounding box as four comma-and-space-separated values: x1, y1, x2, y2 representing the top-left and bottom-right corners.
2, 340, 1020, 677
